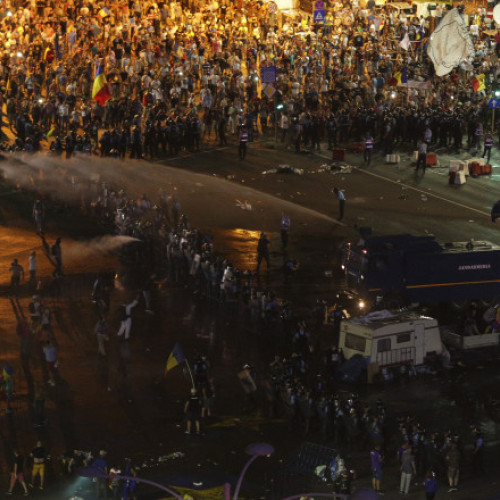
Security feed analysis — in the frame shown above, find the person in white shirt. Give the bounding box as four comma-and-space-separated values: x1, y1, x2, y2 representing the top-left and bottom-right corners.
117, 296, 140, 340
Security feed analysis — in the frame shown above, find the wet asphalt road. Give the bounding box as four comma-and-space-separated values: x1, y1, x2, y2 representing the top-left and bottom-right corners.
0, 138, 499, 499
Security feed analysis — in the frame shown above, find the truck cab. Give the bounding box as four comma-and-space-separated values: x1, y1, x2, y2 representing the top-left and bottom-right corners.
341, 234, 500, 307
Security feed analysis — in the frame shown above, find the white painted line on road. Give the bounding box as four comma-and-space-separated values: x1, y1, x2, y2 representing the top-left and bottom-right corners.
354, 166, 490, 218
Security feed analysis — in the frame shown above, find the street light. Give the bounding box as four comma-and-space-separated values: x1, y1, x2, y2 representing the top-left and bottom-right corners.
77, 466, 185, 500
228, 442, 274, 500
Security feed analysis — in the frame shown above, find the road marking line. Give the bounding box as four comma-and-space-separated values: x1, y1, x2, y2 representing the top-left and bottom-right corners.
354, 166, 490, 217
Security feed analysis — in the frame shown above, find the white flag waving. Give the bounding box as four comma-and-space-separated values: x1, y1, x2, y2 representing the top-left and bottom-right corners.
427, 8, 474, 77
400, 32, 410, 51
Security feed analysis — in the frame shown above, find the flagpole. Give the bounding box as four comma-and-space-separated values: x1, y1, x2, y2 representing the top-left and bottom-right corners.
184, 359, 196, 390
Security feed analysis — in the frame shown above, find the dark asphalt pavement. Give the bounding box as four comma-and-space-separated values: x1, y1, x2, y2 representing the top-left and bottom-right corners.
0, 137, 499, 499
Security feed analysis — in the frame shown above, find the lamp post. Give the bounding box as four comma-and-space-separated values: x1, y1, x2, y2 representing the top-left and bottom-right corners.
77, 466, 185, 500
225, 442, 274, 500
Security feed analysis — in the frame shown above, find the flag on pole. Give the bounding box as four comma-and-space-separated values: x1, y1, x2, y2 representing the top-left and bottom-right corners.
92, 64, 111, 105
164, 343, 186, 376
472, 73, 485, 93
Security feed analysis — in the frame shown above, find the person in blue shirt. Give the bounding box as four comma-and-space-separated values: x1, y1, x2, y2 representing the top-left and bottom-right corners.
370, 444, 383, 494
472, 428, 484, 474
424, 470, 437, 500
92, 450, 108, 500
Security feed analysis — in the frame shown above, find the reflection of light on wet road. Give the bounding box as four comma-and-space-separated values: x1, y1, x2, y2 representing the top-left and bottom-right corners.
210, 228, 264, 271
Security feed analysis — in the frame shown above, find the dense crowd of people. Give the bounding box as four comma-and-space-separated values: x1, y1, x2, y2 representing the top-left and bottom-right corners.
2, 0, 499, 496
0, 0, 498, 157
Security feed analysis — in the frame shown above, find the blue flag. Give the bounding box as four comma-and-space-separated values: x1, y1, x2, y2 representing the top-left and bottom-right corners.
55, 33, 61, 59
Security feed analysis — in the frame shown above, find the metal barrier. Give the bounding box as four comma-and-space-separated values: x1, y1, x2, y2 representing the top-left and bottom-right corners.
269, 442, 341, 499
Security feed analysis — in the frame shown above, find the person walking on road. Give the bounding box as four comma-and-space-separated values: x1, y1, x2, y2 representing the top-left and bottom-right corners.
42, 340, 58, 386
445, 442, 460, 492
370, 444, 384, 494
483, 132, 494, 163
364, 132, 374, 167
32, 199, 44, 234
28, 251, 37, 290
238, 125, 249, 160
6, 450, 29, 496
9, 259, 24, 291
92, 450, 108, 500
280, 214, 291, 251
416, 140, 427, 174
184, 388, 202, 435
256, 232, 271, 273
94, 316, 109, 356
399, 443, 416, 495
30, 441, 46, 491
424, 470, 437, 500
472, 427, 485, 474
332, 187, 345, 221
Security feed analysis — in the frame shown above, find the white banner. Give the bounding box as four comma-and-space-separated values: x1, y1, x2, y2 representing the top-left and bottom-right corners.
427, 8, 474, 77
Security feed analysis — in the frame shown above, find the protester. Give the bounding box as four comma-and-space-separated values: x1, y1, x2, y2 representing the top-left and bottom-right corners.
6, 450, 29, 496
30, 441, 47, 491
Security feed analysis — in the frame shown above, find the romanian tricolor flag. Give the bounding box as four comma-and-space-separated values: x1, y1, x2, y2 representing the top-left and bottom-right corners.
472, 73, 485, 93
92, 64, 111, 105
98, 7, 110, 18
44, 47, 54, 62
393, 68, 408, 85
164, 342, 185, 376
